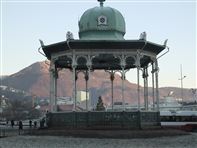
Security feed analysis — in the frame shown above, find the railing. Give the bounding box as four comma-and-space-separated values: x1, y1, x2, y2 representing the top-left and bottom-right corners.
46, 111, 160, 129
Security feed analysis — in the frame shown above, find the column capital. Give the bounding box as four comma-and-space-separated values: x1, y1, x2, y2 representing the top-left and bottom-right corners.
116, 54, 126, 68
49, 60, 55, 70
71, 54, 77, 67
86, 55, 93, 68
154, 60, 159, 73
150, 57, 156, 63
49, 64, 58, 79
121, 74, 126, 80
72, 64, 77, 68
142, 70, 149, 78
121, 55, 126, 68
135, 51, 143, 68
151, 61, 159, 73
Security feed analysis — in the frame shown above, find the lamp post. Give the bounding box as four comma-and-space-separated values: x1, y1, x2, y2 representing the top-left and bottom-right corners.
0, 95, 4, 110
0, 95, 4, 119
178, 64, 186, 102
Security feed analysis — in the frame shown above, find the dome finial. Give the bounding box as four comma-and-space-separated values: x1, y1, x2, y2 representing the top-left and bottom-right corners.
98, 0, 105, 7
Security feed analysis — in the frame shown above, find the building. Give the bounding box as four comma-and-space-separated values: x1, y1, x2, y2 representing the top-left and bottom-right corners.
40, 0, 168, 129
77, 91, 89, 103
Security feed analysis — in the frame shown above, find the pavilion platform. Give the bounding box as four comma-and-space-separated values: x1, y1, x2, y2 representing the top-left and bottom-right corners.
46, 111, 160, 129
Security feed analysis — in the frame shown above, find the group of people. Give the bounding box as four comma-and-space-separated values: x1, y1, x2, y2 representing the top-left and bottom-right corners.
28, 120, 38, 129
6, 120, 25, 135
7, 120, 38, 129
7, 119, 44, 135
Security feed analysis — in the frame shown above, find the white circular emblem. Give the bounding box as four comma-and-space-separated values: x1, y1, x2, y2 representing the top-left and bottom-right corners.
98, 16, 107, 25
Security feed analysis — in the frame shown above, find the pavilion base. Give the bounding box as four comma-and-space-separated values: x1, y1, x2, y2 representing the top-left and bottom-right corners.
46, 111, 160, 130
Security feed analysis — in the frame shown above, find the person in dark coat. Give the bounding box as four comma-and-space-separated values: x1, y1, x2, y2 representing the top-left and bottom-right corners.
34, 121, 37, 128
11, 120, 14, 128
6, 120, 9, 126
18, 120, 23, 135
29, 120, 32, 128
39, 118, 46, 129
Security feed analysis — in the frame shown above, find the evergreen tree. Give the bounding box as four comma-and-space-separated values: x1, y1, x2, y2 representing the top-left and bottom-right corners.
96, 96, 105, 111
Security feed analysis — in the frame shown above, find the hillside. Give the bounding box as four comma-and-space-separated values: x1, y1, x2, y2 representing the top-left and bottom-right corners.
2, 61, 194, 105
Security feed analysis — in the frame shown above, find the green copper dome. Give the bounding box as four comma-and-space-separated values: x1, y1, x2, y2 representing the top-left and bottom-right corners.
78, 0, 126, 40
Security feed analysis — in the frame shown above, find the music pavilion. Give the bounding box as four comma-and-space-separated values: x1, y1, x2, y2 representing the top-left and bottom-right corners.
40, 0, 168, 129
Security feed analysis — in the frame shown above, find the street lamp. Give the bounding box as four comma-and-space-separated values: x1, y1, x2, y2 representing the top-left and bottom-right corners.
178, 64, 186, 102
0, 95, 4, 118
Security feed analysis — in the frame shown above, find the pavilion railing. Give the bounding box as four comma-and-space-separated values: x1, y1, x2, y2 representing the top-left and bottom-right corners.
46, 111, 160, 129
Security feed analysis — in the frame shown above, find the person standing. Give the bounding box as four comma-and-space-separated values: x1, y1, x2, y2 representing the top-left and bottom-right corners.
6, 120, 9, 127
18, 121, 23, 135
11, 120, 14, 128
34, 121, 37, 128
29, 120, 32, 128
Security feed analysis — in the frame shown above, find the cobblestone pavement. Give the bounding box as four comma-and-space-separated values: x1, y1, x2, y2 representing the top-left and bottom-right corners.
0, 132, 197, 148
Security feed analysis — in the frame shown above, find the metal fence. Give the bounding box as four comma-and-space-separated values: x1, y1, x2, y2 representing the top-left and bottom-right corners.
46, 111, 160, 129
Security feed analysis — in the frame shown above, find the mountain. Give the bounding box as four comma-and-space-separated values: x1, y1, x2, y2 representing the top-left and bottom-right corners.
0, 75, 8, 80
159, 87, 193, 100
2, 61, 194, 105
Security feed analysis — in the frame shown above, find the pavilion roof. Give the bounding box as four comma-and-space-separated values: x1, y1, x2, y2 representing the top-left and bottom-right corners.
42, 39, 165, 60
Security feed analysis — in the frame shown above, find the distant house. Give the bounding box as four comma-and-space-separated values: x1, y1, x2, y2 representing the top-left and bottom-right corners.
38, 104, 84, 113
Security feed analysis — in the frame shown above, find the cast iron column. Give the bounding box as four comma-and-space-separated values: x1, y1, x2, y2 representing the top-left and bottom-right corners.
54, 68, 58, 112
49, 61, 56, 112
136, 51, 142, 111
72, 54, 77, 111
137, 67, 140, 111
72, 67, 76, 111
145, 67, 149, 110
143, 67, 148, 110
120, 54, 126, 111
106, 70, 115, 110
84, 70, 89, 111
87, 55, 92, 110
143, 68, 146, 110
110, 71, 115, 110
151, 62, 155, 110
121, 69, 126, 110
155, 60, 160, 111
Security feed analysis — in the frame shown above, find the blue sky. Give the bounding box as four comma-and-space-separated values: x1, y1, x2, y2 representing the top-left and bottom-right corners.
0, 0, 196, 88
